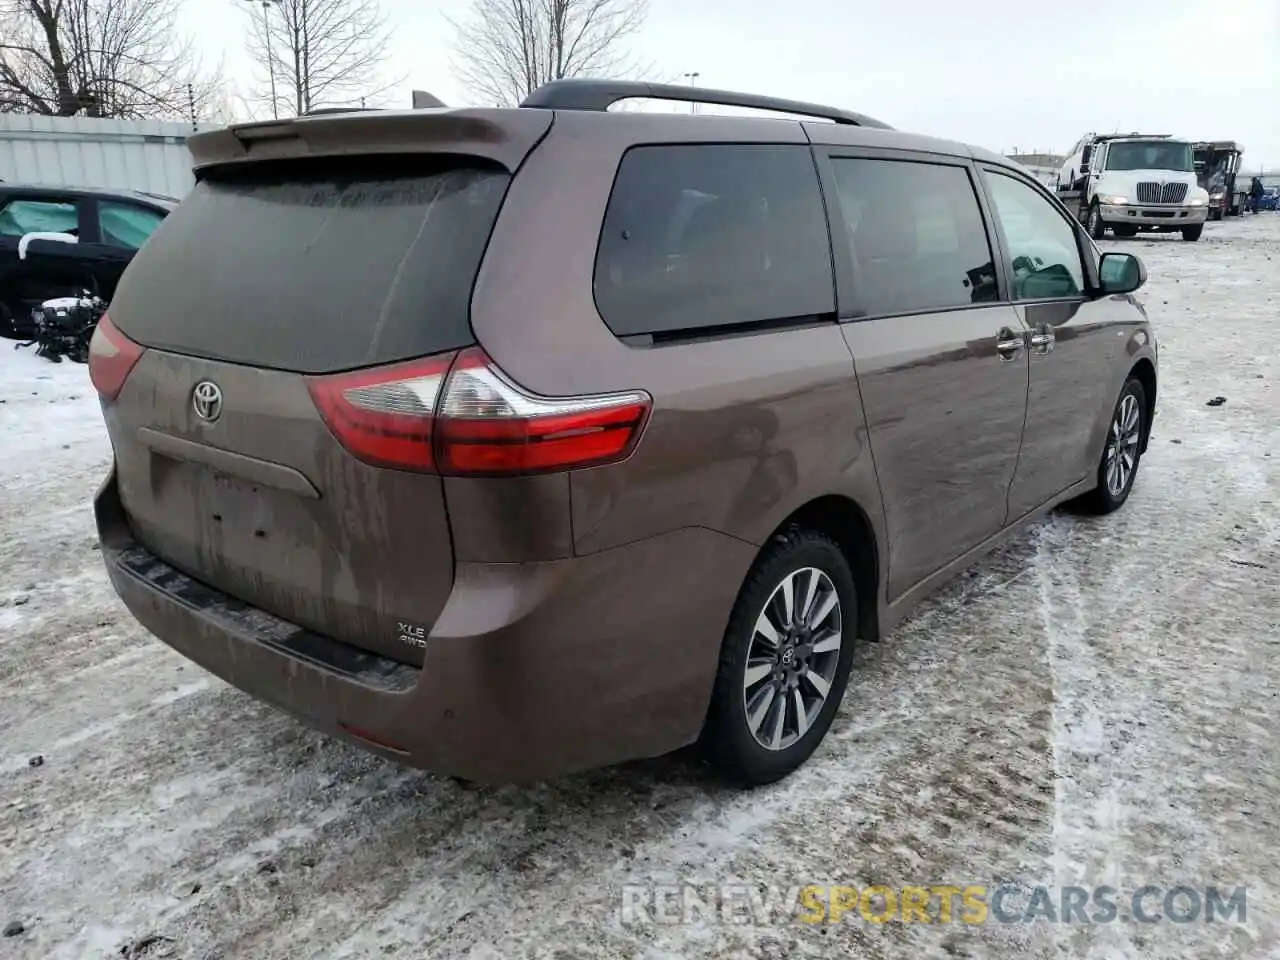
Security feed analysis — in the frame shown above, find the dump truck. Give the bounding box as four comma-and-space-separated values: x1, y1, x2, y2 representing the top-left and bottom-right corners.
1193, 141, 1246, 219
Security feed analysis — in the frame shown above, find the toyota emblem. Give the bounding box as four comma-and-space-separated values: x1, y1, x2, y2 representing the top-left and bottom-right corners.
191, 380, 223, 422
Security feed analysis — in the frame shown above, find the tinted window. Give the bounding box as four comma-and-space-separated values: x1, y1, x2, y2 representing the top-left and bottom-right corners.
0, 199, 78, 237
109, 159, 509, 373
828, 158, 998, 316
983, 172, 1084, 300
594, 144, 834, 337
99, 201, 166, 250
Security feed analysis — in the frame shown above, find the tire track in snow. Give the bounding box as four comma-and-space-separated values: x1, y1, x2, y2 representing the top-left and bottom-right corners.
1035, 516, 1140, 959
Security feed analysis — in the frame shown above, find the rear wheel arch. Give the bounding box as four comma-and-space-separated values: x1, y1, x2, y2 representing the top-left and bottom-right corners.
760, 495, 881, 644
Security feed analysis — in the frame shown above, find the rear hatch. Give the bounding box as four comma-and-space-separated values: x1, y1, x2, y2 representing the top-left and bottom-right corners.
99, 114, 543, 666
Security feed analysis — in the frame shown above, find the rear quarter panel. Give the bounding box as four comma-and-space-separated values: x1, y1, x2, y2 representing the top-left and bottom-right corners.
467, 112, 887, 559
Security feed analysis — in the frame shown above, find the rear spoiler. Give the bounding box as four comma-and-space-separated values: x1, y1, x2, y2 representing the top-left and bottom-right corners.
186, 105, 552, 176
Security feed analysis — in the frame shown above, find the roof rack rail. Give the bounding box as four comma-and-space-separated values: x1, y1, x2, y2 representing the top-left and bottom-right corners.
303, 106, 371, 117
519, 79, 893, 129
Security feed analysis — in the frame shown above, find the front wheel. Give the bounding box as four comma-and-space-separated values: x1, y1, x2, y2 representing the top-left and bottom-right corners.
1087, 202, 1107, 240
1076, 378, 1146, 515
700, 529, 857, 787
1182, 224, 1204, 241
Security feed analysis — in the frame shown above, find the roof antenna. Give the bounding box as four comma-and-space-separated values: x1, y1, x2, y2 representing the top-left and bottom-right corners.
412, 90, 448, 109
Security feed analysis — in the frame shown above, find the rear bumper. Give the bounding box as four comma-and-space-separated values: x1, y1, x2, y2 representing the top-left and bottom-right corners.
96, 469, 756, 783
1100, 203, 1208, 229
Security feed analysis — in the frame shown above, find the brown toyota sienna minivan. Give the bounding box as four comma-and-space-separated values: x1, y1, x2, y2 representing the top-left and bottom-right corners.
90, 80, 1157, 786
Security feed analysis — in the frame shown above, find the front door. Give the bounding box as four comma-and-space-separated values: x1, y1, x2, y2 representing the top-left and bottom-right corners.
979, 167, 1129, 518
0, 194, 93, 316
820, 152, 1030, 600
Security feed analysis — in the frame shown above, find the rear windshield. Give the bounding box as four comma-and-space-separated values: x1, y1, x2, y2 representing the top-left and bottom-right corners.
109, 158, 510, 373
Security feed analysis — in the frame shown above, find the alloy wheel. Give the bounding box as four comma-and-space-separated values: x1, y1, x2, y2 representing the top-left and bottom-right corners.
742, 567, 843, 751
1105, 393, 1142, 496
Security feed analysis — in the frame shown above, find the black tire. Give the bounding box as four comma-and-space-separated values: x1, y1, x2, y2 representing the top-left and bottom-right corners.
1182, 224, 1203, 242
0, 301, 17, 340
1087, 202, 1107, 240
1075, 377, 1146, 515
700, 528, 857, 787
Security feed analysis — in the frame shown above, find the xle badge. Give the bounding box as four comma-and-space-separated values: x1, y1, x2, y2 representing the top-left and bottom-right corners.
398, 622, 427, 649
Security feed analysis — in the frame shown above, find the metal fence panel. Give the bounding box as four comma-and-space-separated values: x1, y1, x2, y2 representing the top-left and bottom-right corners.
0, 115, 197, 198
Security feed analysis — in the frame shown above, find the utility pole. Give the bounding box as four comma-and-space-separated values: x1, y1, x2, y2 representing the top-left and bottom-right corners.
264, 0, 280, 118
683, 71, 699, 115
238, 0, 280, 118
300, 0, 310, 112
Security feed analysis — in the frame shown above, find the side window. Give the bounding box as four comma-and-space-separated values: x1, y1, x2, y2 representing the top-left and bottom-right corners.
983, 172, 1085, 300
593, 144, 834, 337
99, 201, 166, 251
828, 158, 998, 316
0, 198, 78, 237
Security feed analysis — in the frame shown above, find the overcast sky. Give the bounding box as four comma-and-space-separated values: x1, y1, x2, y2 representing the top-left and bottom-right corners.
182, 0, 1280, 169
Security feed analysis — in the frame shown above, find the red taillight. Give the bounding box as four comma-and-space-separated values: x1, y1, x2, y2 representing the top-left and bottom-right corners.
88, 313, 145, 401
306, 348, 651, 476
435, 348, 650, 475
306, 354, 454, 472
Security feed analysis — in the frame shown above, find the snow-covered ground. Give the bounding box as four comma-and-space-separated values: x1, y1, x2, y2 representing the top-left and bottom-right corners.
1, 217, 1277, 960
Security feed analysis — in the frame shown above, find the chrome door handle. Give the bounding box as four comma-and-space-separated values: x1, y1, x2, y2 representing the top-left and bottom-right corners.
996, 327, 1024, 361
1030, 330, 1055, 354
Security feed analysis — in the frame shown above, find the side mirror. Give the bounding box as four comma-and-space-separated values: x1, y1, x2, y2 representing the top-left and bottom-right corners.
1098, 252, 1146, 295
18, 231, 78, 260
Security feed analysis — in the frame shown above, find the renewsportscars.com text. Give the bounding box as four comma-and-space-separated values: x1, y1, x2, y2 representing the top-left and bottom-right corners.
620, 883, 1247, 926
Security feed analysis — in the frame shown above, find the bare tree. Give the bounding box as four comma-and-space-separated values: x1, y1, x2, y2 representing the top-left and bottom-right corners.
449, 0, 650, 108
0, 0, 223, 120
242, 0, 397, 118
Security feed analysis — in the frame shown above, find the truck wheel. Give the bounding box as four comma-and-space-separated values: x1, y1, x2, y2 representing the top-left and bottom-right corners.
1182, 224, 1203, 242
0, 301, 16, 340
1087, 202, 1107, 240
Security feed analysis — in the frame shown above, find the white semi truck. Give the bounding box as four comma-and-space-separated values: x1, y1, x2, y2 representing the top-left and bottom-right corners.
1056, 132, 1210, 242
